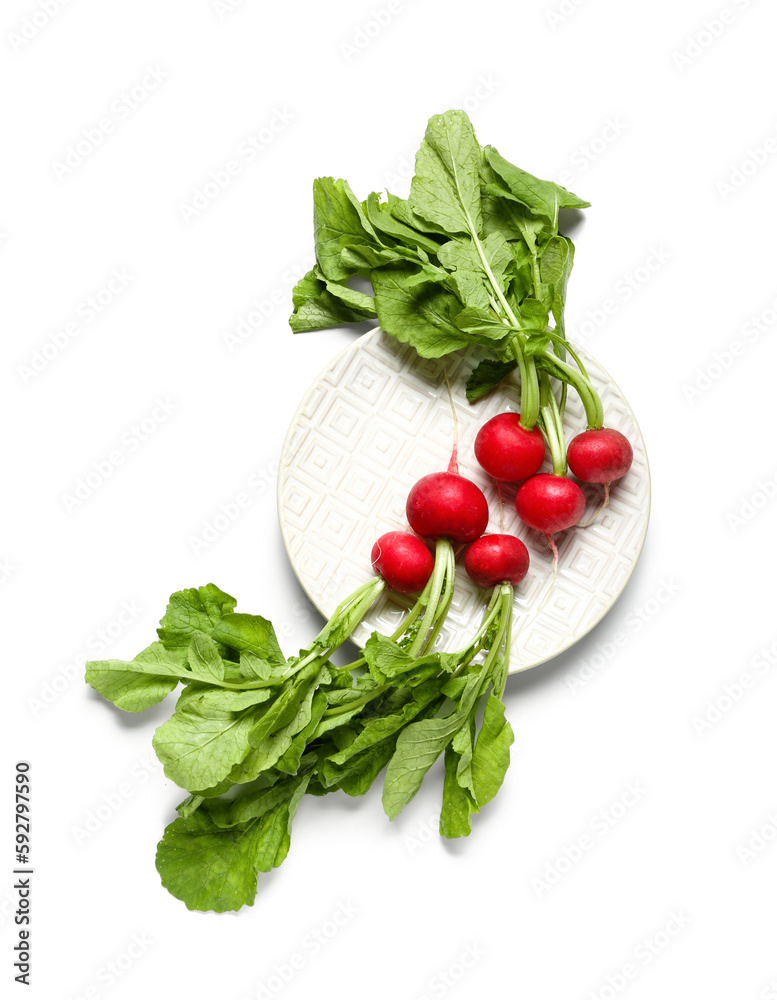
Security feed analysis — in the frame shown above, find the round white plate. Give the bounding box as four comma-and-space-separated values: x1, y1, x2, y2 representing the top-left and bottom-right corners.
278, 327, 650, 673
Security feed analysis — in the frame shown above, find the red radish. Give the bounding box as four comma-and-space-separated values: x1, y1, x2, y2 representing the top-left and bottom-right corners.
474, 412, 546, 482
515, 474, 585, 535
371, 531, 434, 594
406, 472, 489, 543
567, 428, 633, 484
465, 534, 530, 588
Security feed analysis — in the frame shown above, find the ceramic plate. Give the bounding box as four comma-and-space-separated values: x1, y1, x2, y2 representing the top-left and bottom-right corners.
278, 327, 650, 673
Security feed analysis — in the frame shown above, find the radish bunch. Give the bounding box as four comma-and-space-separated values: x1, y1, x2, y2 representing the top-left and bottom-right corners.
84, 106, 644, 913
366, 451, 531, 833
475, 397, 633, 551
289, 106, 636, 552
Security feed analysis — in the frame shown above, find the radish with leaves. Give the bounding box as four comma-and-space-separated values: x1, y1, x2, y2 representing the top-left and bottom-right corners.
82, 106, 644, 913
290, 108, 608, 471
514, 372, 586, 560
86, 529, 459, 910
379, 534, 529, 838
290, 108, 635, 524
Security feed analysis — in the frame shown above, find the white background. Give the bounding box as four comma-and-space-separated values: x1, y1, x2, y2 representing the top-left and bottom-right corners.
3, 1, 777, 997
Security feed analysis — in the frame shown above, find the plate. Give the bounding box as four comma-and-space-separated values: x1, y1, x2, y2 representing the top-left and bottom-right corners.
277, 327, 650, 673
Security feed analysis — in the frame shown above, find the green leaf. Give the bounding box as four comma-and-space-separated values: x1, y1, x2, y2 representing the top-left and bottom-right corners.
465, 358, 518, 402
519, 298, 550, 333
313, 177, 379, 282
177, 684, 273, 713
239, 650, 278, 683
211, 613, 286, 670
372, 266, 472, 358
506, 239, 536, 303
320, 735, 398, 797
275, 692, 329, 774
410, 109, 483, 237
387, 191, 449, 236
253, 775, 309, 872
155, 774, 309, 912
317, 271, 375, 313
539, 234, 575, 335
382, 672, 484, 819
471, 694, 514, 807
205, 777, 300, 829
452, 719, 476, 798
289, 267, 376, 333
152, 690, 267, 792
440, 746, 476, 839
454, 306, 512, 343
480, 170, 546, 251
85, 642, 184, 713
484, 146, 589, 226
156, 811, 267, 912
438, 233, 513, 311
329, 682, 444, 765
246, 661, 322, 749
340, 243, 426, 271
245, 670, 328, 777
186, 632, 226, 684
157, 584, 236, 651
176, 794, 205, 819
362, 191, 442, 253
363, 633, 441, 683
525, 333, 551, 357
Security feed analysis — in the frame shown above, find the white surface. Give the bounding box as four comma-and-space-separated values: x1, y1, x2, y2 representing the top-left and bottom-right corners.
4, 2, 777, 998
279, 327, 650, 671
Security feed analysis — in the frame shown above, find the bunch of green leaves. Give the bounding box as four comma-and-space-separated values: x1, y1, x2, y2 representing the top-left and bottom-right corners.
86, 571, 515, 912
289, 109, 601, 432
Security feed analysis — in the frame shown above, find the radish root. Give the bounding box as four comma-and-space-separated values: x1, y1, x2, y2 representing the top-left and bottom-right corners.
443, 361, 459, 475
578, 481, 611, 527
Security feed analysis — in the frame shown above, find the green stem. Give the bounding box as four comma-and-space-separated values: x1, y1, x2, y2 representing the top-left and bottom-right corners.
323, 683, 390, 718
417, 540, 456, 654
482, 586, 511, 680
454, 203, 542, 431
409, 539, 454, 657
337, 542, 451, 674
511, 213, 542, 296
190, 655, 318, 693
539, 351, 603, 429
543, 329, 589, 378
450, 585, 503, 667
510, 336, 540, 428
310, 577, 385, 649
537, 373, 567, 476
500, 590, 512, 696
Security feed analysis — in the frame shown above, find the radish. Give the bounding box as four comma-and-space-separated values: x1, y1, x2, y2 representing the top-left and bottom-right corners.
459, 534, 530, 705
567, 428, 633, 484
515, 473, 585, 535
370, 531, 434, 594
566, 428, 633, 523
474, 412, 546, 482
403, 446, 489, 656
406, 471, 489, 543
465, 534, 530, 588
